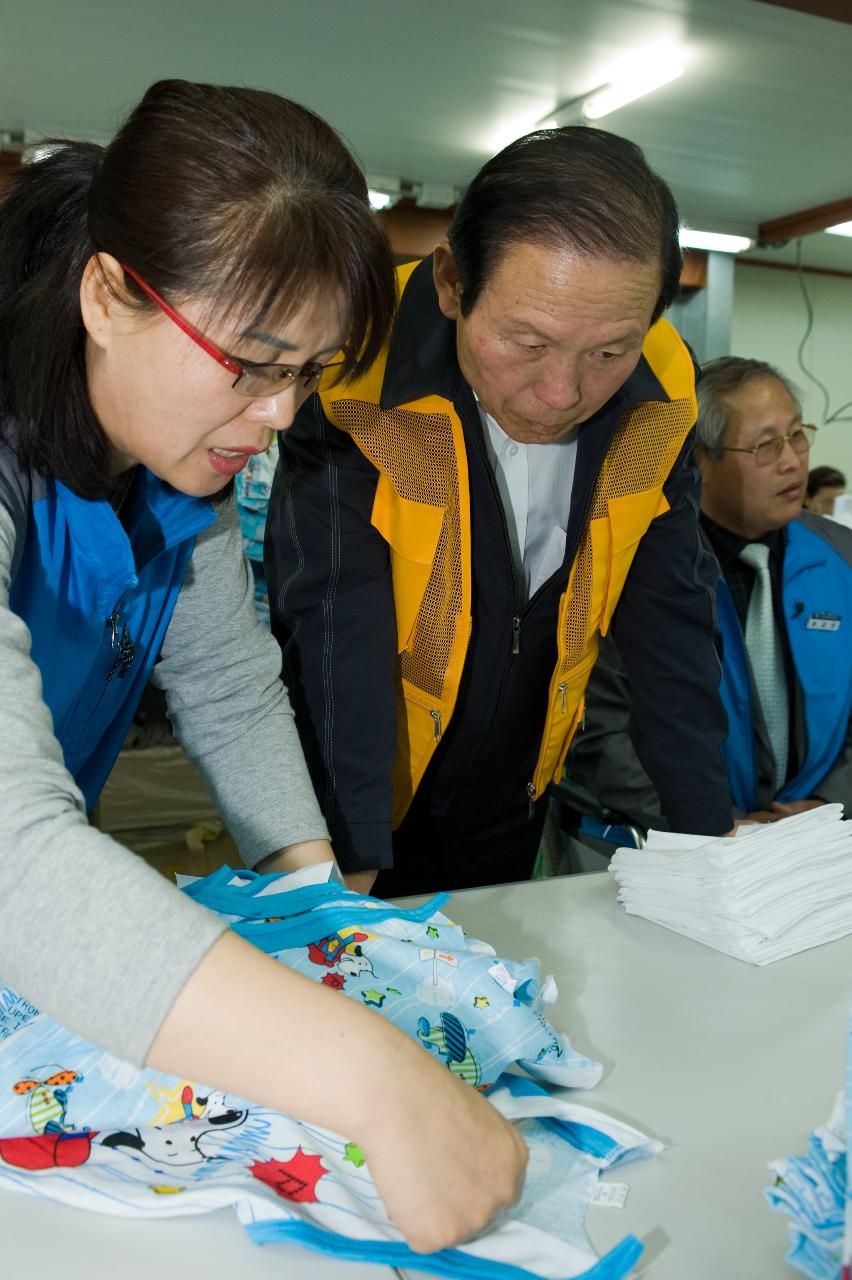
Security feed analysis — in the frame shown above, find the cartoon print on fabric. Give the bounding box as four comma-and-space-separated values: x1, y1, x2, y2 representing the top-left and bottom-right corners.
12, 1064, 85, 1134
100, 1095, 249, 1174
145, 1080, 220, 1125
417, 1012, 481, 1087
1, 1063, 94, 1170
306, 929, 375, 988
529, 1012, 565, 1065
0, 868, 664, 1280
250, 1147, 329, 1203
0, 1131, 96, 1171
343, 1142, 366, 1168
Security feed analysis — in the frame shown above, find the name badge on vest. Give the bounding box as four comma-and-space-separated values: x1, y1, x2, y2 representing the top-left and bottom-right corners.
806, 611, 842, 632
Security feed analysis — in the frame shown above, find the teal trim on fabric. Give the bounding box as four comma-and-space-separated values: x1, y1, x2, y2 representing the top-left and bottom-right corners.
494, 1078, 621, 1159
543, 1118, 620, 1160
181, 867, 448, 921
228, 898, 449, 952
180, 869, 450, 951
181, 871, 349, 915
243, 1218, 644, 1280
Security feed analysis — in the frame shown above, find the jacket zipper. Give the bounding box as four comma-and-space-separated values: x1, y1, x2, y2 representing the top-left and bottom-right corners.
458, 409, 521, 646
430, 709, 442, 740
463, 401, 599, 820
512, 616, 521, 654
523, 484, 599, 816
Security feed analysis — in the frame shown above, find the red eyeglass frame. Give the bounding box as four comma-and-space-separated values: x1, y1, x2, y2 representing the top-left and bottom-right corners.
121, 262, 245, 378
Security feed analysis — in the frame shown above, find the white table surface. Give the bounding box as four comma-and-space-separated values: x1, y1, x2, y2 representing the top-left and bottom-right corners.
3, 870, 848, 1279
414, 870, 850, 1280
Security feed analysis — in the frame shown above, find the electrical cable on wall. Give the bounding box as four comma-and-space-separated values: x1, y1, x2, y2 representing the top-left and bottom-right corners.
795, 238, 852, 424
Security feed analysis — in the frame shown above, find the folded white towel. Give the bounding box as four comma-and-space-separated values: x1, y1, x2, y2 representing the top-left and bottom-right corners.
609, 806, 852, 964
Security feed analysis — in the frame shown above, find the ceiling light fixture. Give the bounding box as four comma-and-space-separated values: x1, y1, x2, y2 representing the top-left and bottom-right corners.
825, 220, 852, 238
679, 228, 753, 254
538, 45, 685, 129
366, 174, 402, 211
583, 62, 684, 120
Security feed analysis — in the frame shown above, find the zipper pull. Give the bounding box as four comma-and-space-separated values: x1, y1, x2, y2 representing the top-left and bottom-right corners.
107, 611, 121, 650
558, 681, 567, 713
527, 781, 536, 819
512, 616, 521, 655
430, 710, 442, 740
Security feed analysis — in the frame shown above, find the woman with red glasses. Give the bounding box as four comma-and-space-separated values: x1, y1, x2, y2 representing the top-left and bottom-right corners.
0, 80, 525, 1250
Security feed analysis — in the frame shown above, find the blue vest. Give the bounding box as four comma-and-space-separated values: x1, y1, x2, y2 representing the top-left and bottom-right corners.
717, 518, 852, 811
9, 469, 214, 812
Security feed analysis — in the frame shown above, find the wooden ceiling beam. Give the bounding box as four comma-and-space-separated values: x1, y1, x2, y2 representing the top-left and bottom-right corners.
0, 151, 22, 188
756, 0, 852, 25
758, 195, 852, 245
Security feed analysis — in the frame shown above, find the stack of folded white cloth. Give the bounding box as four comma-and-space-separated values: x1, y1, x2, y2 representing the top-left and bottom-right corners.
609, 804, 852, 964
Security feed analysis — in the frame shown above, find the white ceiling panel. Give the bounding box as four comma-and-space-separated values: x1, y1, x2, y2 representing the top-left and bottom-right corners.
1, 0, 850, 264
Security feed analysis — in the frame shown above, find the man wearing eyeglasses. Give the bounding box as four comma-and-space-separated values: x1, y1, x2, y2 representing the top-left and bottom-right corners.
569, 356, 852, 831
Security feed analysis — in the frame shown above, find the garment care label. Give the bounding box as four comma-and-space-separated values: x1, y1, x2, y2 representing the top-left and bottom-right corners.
488, 961, 518, 995
591, 1181, 629, 1209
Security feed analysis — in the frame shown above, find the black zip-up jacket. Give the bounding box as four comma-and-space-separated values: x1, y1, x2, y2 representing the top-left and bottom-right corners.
266, 257, 733, 872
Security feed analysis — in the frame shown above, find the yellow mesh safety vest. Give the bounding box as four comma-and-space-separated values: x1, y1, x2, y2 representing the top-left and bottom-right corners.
320, 263, 697, 827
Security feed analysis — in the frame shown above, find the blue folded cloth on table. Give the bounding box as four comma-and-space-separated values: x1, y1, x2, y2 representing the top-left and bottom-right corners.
0, 864, 663, 1280
764, 998, 852, 1280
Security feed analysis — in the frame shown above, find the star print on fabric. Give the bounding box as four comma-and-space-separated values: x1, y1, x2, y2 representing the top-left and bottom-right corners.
250, 1148, 328, 1203
361, 989, 386, 1007
321, 972, 346, 989
426, 926, 440, 938
343, 1142, 366, 1168
473, 995, 490, 1009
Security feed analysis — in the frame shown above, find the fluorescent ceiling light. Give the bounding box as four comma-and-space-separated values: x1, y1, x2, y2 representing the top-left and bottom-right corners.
679, 228, 753, 254
538, 45, 685, 131
366, 174, 401, 211
825, 220, 852, 238
582, 48, 684, 120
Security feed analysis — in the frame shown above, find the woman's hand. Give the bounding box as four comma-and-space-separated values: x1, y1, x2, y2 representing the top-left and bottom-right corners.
147, 930, 528, 1252
364, 1050, 528, 1252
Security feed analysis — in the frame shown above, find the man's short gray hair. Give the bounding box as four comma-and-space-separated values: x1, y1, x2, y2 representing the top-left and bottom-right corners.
695, 357, 802, 459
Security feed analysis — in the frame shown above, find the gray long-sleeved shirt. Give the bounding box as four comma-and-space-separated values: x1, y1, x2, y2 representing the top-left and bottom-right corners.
0, 494, 329, 1066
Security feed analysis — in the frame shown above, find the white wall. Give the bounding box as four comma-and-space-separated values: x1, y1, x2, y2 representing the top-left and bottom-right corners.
731, 262, 852, 480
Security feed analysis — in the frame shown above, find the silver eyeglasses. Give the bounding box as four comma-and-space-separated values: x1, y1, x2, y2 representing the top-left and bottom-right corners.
718, 424, 817, 468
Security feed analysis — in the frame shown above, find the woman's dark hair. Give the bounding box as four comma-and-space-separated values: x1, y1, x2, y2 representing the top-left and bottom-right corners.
807, 465, 846, 497
0, 80, 396, 496
447, 125, 681, 325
